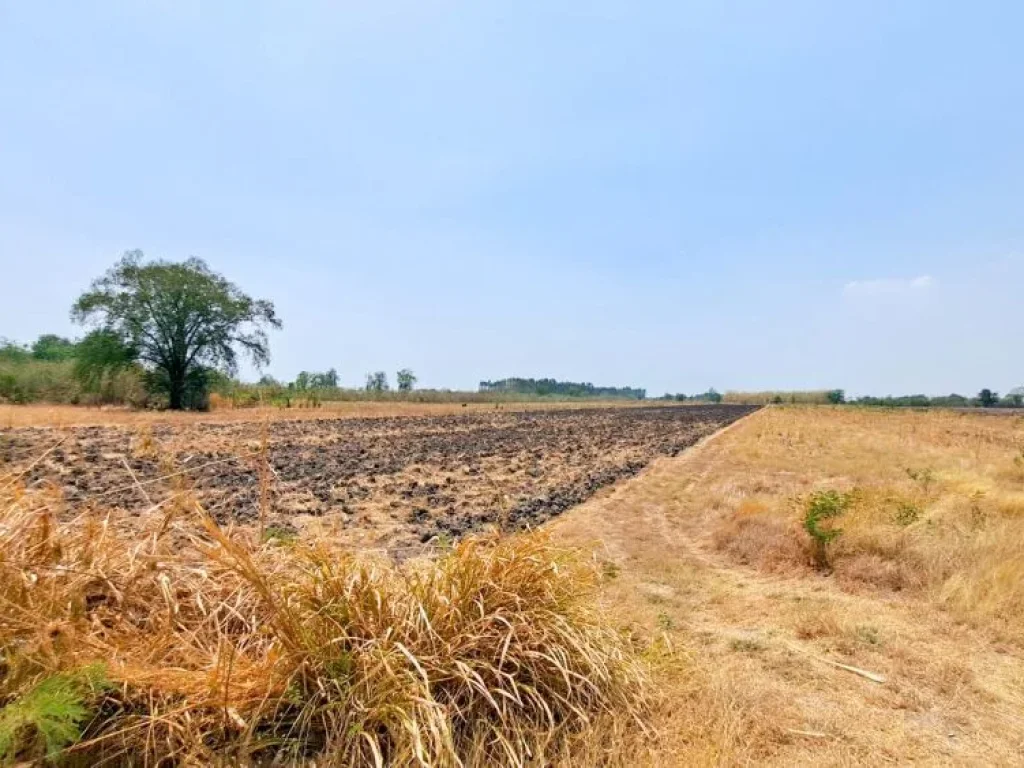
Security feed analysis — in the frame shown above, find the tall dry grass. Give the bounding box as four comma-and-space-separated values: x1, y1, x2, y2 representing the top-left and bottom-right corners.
721, 391, 833, 405
0, 478, 648, 765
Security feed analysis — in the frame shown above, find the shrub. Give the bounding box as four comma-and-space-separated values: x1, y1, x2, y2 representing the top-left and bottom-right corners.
893, 500, 922, 526
803, 490, 852, 570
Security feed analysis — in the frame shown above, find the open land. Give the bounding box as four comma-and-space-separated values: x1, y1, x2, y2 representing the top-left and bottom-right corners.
3, 403, 1023, 765
0, 403, 755, 553
554, 405, 1024, 765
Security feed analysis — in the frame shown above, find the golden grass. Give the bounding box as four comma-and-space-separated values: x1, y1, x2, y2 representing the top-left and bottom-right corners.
0, 479, 648, 765
721, 390, 833, 405
552, 406, 1024, 765
708, 407, 1024, 639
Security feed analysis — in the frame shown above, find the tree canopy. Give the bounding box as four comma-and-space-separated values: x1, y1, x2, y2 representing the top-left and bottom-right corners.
365, 371, 389, 392
396, 369, 417, 392
71, 251, 281, 409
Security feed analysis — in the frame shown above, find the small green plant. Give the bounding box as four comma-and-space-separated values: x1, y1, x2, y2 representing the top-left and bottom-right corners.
656, 612, 675, 631
0, 665, 109, 762
263, 523, 299, 544
803, 490, 852, 570
893, 500, 922, 526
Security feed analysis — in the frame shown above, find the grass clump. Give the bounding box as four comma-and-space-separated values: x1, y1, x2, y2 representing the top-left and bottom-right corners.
0, 480, 648, 766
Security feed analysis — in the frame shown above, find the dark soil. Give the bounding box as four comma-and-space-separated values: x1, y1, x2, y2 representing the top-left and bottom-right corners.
1, 405, 756, 553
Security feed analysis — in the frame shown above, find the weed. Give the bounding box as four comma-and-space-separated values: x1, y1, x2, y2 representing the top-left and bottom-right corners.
855, 625, 882, 645
803, 490, 852, 571
601, 559, 621, 581
893, 500, 922, 526
657, 612, 675, 631
0, 665, 110, 762
905, 467, 936, 494
262, 522, 299, 544
729, 637, 765, 653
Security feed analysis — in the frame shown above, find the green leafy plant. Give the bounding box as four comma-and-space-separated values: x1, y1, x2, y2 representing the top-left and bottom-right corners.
803, 490, 852, 570
0, 665, 109, 763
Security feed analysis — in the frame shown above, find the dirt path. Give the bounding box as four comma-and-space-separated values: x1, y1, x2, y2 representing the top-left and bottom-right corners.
551, 411, 1024, 766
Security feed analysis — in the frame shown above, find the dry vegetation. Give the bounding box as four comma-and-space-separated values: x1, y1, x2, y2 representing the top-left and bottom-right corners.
721, 390, 833, 405
0, 399, 680, 429
4, 403, 1024, 766
553, 405, 1024, 765
0, 481, 648, 765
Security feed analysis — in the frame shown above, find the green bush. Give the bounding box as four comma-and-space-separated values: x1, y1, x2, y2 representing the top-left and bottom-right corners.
803, 490, 852, 570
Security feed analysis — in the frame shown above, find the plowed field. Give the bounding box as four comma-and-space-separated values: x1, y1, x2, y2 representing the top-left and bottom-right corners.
1, 405, 756, 553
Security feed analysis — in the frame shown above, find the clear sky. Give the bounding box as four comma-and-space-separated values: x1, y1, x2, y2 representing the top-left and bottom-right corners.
1, 1, 1021, 396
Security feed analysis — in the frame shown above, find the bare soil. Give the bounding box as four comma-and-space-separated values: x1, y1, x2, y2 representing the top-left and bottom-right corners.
1, 404, 755, 553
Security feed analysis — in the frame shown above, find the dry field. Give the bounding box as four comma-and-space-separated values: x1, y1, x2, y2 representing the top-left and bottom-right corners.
3, 403, 1023, 765
554, 405, 1024, 765
0, 404, 754, 553
0, 399, 683, 429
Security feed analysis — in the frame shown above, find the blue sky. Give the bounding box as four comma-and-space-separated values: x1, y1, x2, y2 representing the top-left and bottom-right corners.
1, 1, 1021, 396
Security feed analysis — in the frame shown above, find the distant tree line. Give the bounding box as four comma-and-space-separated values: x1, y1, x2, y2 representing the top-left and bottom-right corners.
657, 388, 723, 403
850, 389, 1022, 408
720, 388, 1024, 409
479, 378, 646, 400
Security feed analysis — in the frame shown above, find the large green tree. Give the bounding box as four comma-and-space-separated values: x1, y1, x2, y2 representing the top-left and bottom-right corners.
72, 251, 281, 409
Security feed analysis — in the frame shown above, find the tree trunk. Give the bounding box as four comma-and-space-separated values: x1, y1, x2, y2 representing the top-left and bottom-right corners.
169, 370, 185, 410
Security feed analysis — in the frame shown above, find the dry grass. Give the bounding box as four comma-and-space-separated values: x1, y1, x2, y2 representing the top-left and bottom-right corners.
6, 404, 1024, 765
0, 478, 648, 765
0, 399, 679, 429
722, 391, 833, 405
706, 407, 1024, 639
552, 406, 1024, 765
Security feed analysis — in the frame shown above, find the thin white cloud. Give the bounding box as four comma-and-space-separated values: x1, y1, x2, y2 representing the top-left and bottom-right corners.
843, 275, 935, 298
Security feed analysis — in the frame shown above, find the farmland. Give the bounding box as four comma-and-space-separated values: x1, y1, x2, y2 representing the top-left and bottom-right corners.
0, 403, 755, 553
4, 402, 1024, 765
